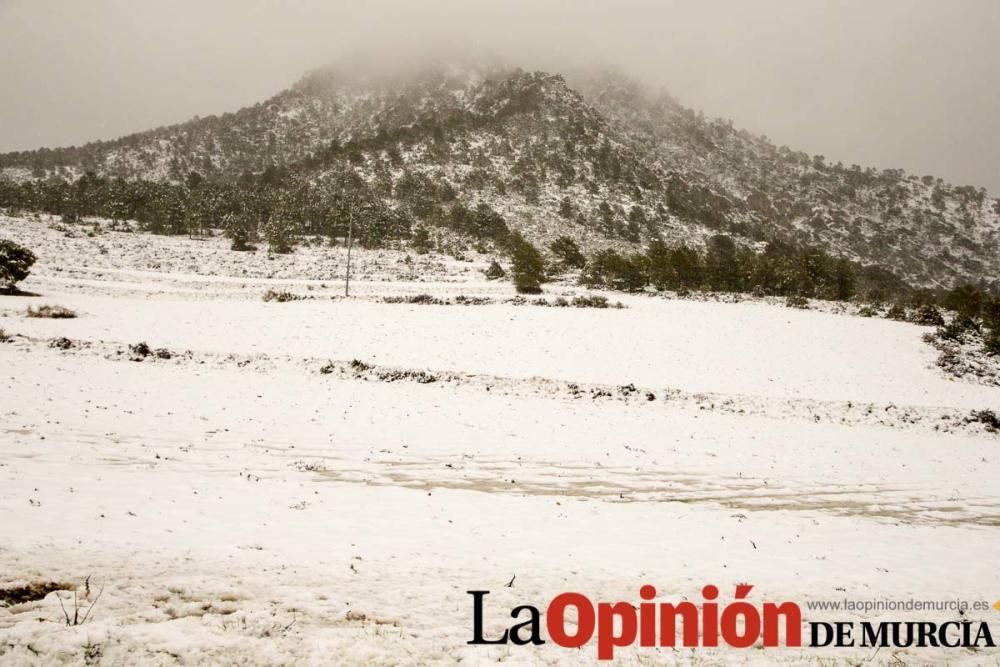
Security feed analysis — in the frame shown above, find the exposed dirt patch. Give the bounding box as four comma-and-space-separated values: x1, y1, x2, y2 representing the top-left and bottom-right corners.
0, 580, 74, 606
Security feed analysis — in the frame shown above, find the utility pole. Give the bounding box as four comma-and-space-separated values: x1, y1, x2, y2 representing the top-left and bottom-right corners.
344, 203, 354, 297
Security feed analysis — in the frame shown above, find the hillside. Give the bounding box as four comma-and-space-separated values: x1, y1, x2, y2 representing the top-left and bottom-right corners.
1, 61, 998, 288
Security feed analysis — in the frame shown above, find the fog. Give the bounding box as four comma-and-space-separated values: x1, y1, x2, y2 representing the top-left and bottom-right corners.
1, 0, 998, 193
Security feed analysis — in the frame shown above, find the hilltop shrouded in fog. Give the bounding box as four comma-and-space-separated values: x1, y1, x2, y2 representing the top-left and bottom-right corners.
1, 61, 997, 289
2, 0, 999, 195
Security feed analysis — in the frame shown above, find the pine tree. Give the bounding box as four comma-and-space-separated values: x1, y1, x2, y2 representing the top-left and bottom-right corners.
646, 240, 673, 290
549, 236, 585, 270
832, 258, 856, 301
410, 227, 431, 254
558, 197, 573, 219
508, 232, 545, 294
0, 239, 36, 291
705, 235, 741, 291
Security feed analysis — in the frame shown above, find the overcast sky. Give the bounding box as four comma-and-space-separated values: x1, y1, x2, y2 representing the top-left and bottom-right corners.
1, 0, 997, 193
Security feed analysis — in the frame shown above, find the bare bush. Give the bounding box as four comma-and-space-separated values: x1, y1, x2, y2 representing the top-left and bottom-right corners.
49, 336, 74, 350
26, 304, 77, 319
262, 290, 302, 303
128, 341, 172, 360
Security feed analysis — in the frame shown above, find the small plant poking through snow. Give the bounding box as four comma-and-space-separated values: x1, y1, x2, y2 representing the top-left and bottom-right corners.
0, 328, 10, 343
55, 575, 104, 626
49, 336, 74, 350
26, 304, 77, 319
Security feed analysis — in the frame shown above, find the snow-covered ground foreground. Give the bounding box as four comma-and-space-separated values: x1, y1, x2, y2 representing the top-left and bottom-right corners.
1, 217, 999, 665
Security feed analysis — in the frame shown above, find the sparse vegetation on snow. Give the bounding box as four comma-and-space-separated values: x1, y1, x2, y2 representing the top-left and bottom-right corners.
26, 303, 77, 319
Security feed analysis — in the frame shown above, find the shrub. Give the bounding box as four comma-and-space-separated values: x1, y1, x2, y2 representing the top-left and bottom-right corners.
943, 284, 984, 321
508, 233, 545, 294
967, 409, 1000, 433
857, 304, 879, 318
581, 250, 648, 292
375, 368, 437, 383
224, 213, 257, 251
885, 303, 908, 321
0, 329, 9, 343
785, 295, 810, 309
984, 331, 1000, 357
262, 290, 301, 303
936, 318, 978, 343
26, 304, 77, 319
49, 336, 74, 350
571, 295, 610, 309
0, 239, 36, 291
129, 341, 151, 358
382, 294, 447, 305
484, 260, 505, 280
454, 295, 492, 305
263, 217, 296, 254
126, 341, 171, 360
983, 296, 1000, 332
912, 304, 945, 327
410, 227, 432, 254
407, 294, 438, 305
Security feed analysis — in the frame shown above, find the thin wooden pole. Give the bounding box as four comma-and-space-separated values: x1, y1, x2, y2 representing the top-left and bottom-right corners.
345, 205, 353, 297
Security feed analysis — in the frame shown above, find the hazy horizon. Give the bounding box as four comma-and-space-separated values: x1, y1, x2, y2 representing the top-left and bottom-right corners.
1, 0, 998, 194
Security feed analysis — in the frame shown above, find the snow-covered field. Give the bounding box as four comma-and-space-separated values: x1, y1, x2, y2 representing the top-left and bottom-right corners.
1, 217, 999, 665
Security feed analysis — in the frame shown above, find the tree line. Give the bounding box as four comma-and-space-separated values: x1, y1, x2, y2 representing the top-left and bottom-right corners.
522, 234, 999, 357
0, 169, 516, 253
540, 234, 911, 303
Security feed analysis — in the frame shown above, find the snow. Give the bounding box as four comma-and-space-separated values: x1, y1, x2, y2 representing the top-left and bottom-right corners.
6, 290, 997, 408
1, 216, 999, 664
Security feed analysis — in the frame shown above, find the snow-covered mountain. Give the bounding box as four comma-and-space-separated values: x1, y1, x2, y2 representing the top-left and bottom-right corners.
2, 61, 997, 288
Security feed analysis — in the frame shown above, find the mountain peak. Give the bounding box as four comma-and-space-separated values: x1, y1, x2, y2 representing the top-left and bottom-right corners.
1, 60, 997, 289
